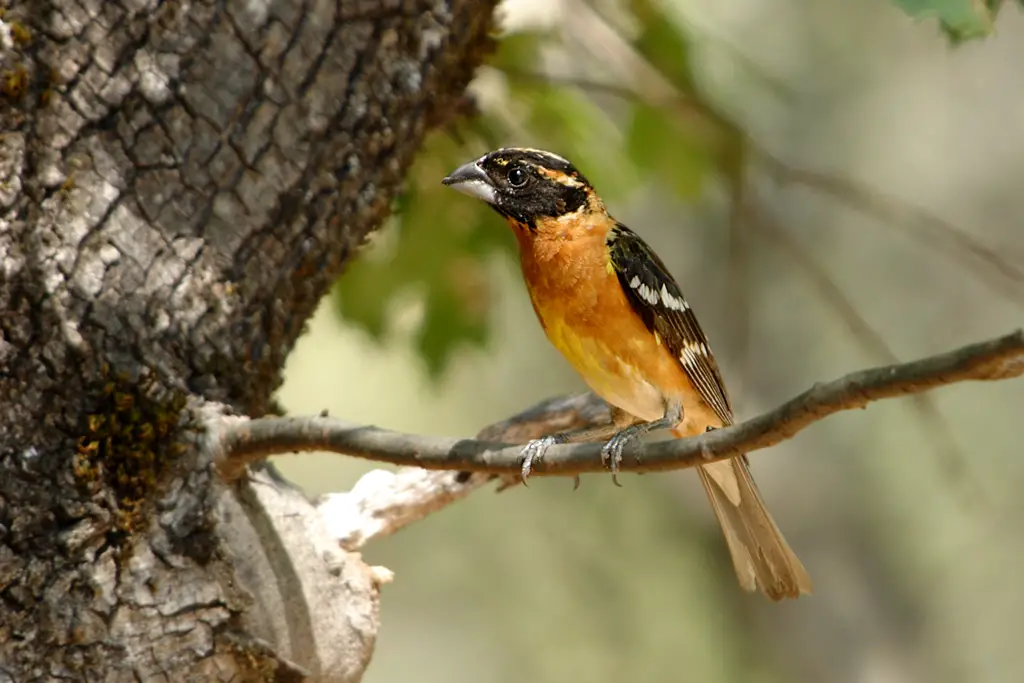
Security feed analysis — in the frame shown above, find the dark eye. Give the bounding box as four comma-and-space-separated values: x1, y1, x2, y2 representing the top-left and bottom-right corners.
507, 167, 528, 187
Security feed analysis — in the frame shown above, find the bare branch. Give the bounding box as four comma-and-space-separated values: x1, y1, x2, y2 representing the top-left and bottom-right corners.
318, 469, 490, 550
471, 392, 612, 443
315, 393, 611, 548
214, 331, 1023, 481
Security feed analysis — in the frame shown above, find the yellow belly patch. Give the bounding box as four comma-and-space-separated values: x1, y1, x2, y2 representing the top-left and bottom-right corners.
545, 317, 665, 422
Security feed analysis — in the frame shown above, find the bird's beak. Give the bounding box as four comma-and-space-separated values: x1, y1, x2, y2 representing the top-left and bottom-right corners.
442, 160, 496, 205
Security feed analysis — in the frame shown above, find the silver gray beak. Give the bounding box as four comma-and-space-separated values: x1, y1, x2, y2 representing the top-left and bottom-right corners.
442, 161, 497, 205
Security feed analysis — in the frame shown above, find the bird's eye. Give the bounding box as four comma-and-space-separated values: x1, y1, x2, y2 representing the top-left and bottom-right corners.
507, 167, 528, 187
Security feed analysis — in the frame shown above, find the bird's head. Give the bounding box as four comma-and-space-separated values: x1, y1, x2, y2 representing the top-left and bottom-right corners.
442, 148, 603, 231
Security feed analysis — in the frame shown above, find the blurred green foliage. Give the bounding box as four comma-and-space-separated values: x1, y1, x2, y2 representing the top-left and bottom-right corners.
333, 133, 511, 378
333, 0, 1005, 378
629, 0, 696, 92
893, 0, 1006, 42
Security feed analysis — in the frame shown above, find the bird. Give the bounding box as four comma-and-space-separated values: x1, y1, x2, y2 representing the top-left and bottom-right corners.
441, 147, 812, 600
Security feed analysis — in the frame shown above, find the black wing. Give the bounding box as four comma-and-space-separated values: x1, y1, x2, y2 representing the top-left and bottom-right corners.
607, 223, 733, 425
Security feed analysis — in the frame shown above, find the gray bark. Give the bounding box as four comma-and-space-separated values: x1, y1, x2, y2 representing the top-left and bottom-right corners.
0, 0, 496, 680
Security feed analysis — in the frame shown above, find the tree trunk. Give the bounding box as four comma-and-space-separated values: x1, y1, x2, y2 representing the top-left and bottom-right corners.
0, 0, 496, 679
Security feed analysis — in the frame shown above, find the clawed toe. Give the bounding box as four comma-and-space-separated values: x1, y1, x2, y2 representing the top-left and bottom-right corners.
519, 436, 557, 485
601, 439, 625, 487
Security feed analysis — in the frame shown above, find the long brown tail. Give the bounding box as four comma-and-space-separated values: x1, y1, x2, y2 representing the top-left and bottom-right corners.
694, 456, 812, 600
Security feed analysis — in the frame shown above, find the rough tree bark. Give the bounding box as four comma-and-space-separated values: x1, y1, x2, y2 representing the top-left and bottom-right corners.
0, 0, 497, 680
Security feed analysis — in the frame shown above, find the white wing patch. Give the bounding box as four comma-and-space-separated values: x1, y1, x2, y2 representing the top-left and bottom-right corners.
659, 284, 688, 311
638, 283, 659, 305
609, 222, 734, 425
627, 272, 660, 305
627, 274, 689, 310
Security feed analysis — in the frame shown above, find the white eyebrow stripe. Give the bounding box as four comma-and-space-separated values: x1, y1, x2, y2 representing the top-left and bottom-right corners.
515, 147, 571, 165
550, 172, 583, 188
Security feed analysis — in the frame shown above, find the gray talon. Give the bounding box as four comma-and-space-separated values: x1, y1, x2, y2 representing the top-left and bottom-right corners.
601, 427, 644, 487
600, 440, 621, 487
519, 435, 560, 485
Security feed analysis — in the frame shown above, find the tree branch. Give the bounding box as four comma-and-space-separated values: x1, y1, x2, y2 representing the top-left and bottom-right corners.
314, 392, 611, 549
214, 330, 1024, 480
751, 206, 979, 501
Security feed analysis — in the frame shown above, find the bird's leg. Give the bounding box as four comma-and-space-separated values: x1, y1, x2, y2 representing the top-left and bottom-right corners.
519, 424, 621, 488
601, 401, 684, 486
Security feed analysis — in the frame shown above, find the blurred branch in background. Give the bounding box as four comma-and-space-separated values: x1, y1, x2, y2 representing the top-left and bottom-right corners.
751, 205, 983, 503
759, 153, 1024, 309
224, 328, 1023, 479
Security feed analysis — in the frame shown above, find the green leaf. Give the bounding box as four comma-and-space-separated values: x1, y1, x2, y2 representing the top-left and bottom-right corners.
489, 30, 545, 73
893, 0, 1002, 42
622, 2, 733, 197
625, 102, 717, 199
415, 258, 491, 378
332, 241, 395, 341
506, 80, 640, 202
333, 130, 513, 379
629, 0, 697, 94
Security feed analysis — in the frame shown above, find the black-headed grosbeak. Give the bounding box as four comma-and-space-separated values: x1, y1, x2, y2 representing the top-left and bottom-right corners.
442, 147, 811, 600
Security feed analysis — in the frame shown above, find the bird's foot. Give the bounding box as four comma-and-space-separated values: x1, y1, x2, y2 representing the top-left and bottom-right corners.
600, 424, 647, 487
518, 434, 567, 485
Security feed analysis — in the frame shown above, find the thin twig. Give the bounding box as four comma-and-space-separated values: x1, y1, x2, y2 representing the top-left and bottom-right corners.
758, 153, 1024, 308
214, 331, 1024, 480
724, 145, 753, 381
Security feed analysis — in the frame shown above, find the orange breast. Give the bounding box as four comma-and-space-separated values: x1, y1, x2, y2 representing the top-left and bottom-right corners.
515, 227, 716, 431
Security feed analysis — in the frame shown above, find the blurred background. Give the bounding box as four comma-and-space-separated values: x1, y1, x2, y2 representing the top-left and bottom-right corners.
275, 0, 1024, 681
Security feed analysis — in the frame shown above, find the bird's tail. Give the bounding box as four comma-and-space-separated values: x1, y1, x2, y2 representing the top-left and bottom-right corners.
676, 431, 812, 600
